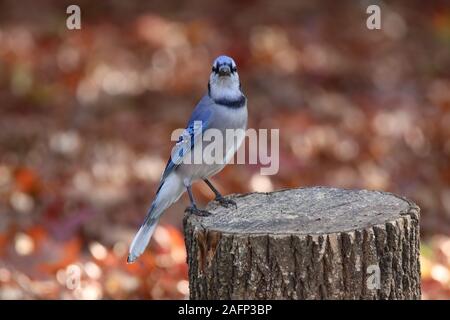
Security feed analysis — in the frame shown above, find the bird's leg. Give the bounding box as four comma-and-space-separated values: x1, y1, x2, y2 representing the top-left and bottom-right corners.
203, 179, 237, 209
185, 185, 211, 216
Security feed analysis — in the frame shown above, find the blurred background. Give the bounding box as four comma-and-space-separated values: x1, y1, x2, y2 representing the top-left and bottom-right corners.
0, 0, 449, 299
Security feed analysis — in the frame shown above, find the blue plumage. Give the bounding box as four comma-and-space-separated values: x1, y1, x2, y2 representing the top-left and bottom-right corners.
159, 101, 212, 183
128, 55, 247, 263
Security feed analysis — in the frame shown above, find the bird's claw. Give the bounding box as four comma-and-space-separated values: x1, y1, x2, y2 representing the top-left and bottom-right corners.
185, 206, 212, 217
215, 196, 237, 209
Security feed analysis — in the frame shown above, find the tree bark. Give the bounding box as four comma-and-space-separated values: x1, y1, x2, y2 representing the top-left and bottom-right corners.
184, 187, 421, 300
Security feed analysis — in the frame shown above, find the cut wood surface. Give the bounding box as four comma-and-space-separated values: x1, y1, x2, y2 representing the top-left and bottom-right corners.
184, 187, 421, 299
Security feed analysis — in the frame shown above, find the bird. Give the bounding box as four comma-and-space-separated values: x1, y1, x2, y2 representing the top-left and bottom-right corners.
127, 55, 248, 263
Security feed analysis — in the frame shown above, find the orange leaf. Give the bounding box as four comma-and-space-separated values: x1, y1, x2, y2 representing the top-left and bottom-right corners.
14, 167, 41, 194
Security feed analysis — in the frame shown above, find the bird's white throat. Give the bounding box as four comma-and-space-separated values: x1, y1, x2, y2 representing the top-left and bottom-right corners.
209, 74, 242, 102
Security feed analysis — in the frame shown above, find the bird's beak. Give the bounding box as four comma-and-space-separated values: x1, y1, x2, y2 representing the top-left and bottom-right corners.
218, 65, 231, 76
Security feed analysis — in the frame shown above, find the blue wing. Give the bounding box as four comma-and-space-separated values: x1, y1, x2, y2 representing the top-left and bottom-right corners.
157, 96, 213, 190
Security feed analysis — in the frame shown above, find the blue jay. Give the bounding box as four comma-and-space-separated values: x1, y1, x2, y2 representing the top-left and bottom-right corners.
128, 55, 247, 263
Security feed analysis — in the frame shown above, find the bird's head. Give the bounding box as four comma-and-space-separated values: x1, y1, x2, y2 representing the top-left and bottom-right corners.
208, 55, 242, 102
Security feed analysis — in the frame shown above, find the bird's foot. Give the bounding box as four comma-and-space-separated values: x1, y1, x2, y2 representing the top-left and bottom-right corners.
185, 206, 212, 217
215, 196, 237, 209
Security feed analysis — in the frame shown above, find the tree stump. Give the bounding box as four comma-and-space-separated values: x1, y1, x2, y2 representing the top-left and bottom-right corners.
184, 187, 421, 299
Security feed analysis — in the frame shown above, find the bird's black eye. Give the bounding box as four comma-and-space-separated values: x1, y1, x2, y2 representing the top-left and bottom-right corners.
231, 66, 237, 72
212, 65, 218, 73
